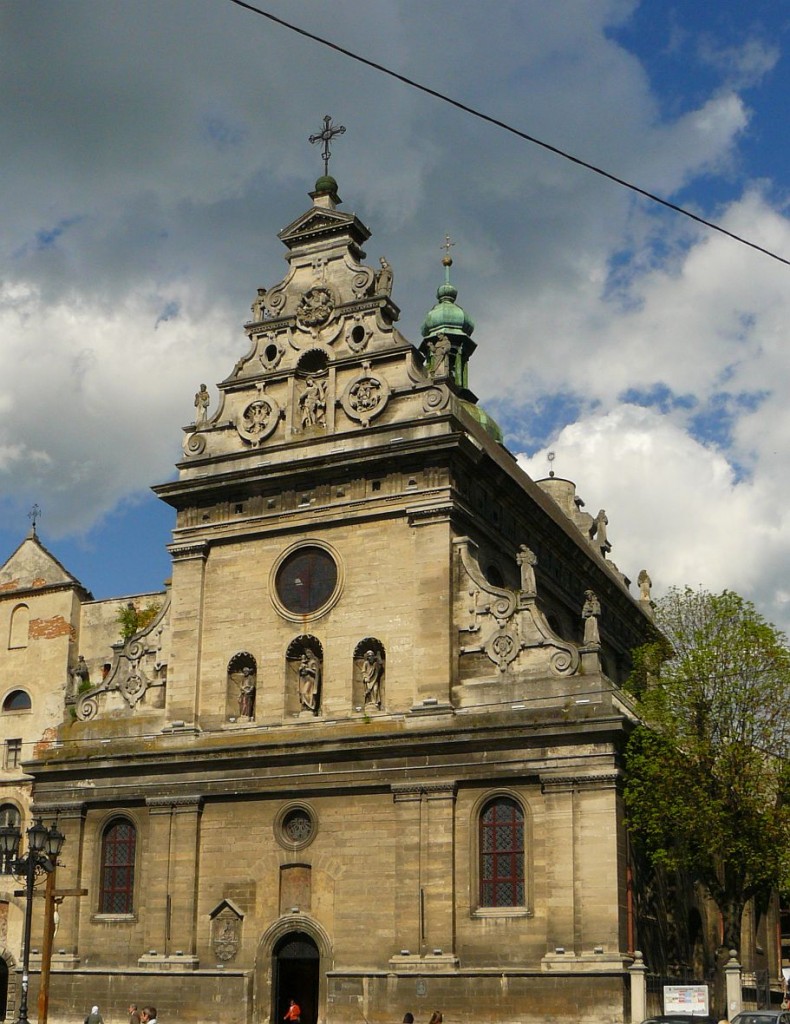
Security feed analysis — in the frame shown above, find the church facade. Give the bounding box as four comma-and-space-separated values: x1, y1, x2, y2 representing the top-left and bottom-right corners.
0, 169, 659, 1024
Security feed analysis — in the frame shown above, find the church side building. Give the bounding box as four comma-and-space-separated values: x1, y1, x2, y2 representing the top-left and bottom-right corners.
3, 170, 660, 1024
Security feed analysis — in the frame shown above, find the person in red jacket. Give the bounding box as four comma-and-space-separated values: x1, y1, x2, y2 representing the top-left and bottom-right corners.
284, 1000, 301, 1023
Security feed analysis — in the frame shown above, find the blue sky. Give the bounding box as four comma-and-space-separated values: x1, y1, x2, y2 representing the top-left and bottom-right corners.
3, 1, 790, 627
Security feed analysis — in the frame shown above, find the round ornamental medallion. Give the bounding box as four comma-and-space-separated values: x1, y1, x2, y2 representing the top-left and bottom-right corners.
275, 803, 317, 851
237, 389, 281, 446
274, 546, 339, 617
485, 628, 520, 672
297, 287, 334, 329
340, 368, 390, 427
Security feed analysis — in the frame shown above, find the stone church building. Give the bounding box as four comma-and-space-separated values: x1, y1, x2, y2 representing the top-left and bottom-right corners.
0, 168, 661, 1024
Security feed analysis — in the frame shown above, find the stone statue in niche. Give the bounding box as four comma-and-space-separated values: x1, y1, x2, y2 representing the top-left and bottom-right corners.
361, 648, 384, 707
590, 509, 611, 559
516, 544, 537, 595
299, 377, 327, 429
238, 667, 256, 719
194, 384, 210, 428
374, 256, 393, 296
298, 648, 321, 712
582, 590, 601, 646
638, 569, 652, 602
227, 652, 257, 722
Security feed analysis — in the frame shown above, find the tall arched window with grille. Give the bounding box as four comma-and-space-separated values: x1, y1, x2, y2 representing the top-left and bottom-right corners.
99, 818, 136, 914
479, 796, 525, 908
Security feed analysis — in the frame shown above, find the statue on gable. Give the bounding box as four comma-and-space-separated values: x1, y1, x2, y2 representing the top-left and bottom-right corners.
251, 287, 267, 322
638, 569, 652, 602
590, 509, 611, 559
516, 545, 537, 595
582, 590, 602, 646
374, 256, 393, 297
194, 384, 210, 428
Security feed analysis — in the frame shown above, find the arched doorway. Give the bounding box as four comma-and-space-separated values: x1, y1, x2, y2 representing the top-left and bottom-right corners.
273, 932, 319, 1024
0, 954, 9, 1018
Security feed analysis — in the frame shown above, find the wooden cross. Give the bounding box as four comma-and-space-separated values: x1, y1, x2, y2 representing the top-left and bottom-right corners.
16, 870, 88, 1024
309, 115, 346, 176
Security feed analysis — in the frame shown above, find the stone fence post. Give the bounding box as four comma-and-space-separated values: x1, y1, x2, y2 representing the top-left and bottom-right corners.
629, 951, 647, 1023
724, 950, 743, 1020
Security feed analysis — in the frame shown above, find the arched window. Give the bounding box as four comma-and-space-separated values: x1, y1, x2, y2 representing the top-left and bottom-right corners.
479, 796, 525, 908
0, 805, 20, 874
2, 690, 31, 712
99, 819, 136, 914
8, 605, 29, 649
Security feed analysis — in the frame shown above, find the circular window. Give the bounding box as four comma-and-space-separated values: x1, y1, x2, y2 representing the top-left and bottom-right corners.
273, 544, 340, 619
275, 803, 317, 850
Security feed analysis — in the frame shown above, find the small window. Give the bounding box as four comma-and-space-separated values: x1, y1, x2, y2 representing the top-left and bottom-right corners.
0, 804, 20, 873
4, 739, 22, 770
2, 690, 32, 713
99, 819, 136, 914
479, 796, 525, 908
8, 605, 29, 649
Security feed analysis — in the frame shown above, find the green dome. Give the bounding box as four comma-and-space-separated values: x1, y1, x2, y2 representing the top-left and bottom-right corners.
460, 400, 503, 444
421, 258, 475, 339
314, 174, 338, 195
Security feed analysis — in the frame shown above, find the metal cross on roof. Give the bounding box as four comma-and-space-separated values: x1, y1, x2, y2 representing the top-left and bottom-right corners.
441, 233, 456, 265
28, 503, 41, 534
309, 115, 346, 176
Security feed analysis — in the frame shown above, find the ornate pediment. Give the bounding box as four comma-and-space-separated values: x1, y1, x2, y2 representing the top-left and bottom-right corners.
278, 206, 369, 248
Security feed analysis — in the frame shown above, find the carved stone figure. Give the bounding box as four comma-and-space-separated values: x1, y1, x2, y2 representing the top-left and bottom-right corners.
429, 333, 452, 379
516, 545, 537, 595
361, 649, 384, 707
638, 569, 652, 602
590, 509, 611, 559
582, 590, 601, 646
297, 287, 333, 328
298, 649, 321, 712
72, 654, 90, 688
299, 377, 327, 428
375, 256, 393, 296
238, 667, 256, 719
251, 287, 267, 321
194, 384, 210, 428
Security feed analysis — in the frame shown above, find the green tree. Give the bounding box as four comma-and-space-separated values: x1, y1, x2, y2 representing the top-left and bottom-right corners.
624, 586, 790, 956
117, 600, 161, 642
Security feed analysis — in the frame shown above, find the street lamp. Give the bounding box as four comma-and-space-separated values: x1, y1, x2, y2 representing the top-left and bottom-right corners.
0, 818, 65, 1024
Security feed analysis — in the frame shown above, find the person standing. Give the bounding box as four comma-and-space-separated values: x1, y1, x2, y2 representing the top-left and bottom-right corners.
85, 1007, 104, 1024
128, 1005, 140, 1024
140, 1007, 157, 1024
284, 999, 301, 1023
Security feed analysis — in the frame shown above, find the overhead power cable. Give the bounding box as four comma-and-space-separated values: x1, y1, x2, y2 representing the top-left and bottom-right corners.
227, 0, 790, 269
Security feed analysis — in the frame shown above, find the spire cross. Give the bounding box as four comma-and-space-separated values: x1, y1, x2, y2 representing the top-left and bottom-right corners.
28, 503, 41, 534
441, 234, 456, 265
309, 115, 346, 176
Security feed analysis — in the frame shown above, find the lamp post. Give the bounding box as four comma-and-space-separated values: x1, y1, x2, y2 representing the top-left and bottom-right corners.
0, 818, 65, 1024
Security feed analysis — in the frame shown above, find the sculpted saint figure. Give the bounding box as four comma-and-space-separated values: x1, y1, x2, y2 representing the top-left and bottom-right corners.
361, 649, 384, 708
251, 287, 267, 321
590, 509, 611, 559
516, 545, 537, 595
238, 667, 256, 719
582, 589, 602, 646
299, 377, 327, 428
194, 384, 210, 428
429, 333, 452, 379
374, 256, 393, 296
298, 649, 321, 712
638, 569, 652, 602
